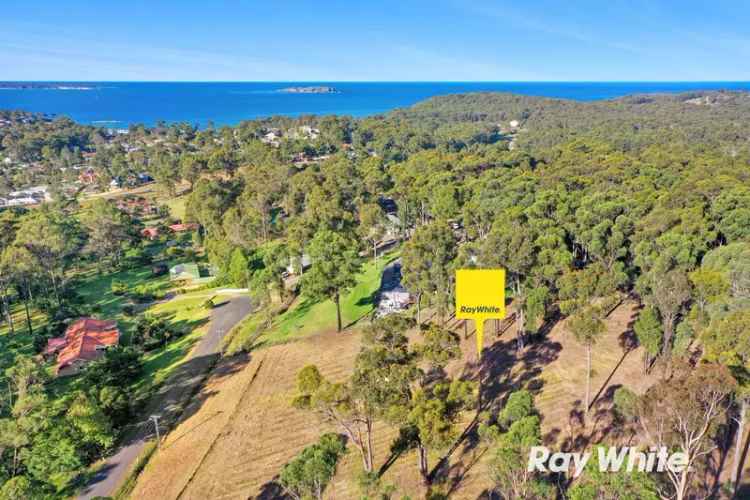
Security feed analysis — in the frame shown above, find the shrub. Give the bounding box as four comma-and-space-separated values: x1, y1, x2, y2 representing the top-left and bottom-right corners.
127, 247, 153, 266
0, 476, 37, 500
111, 280, 128, 295
83, 346, 143, 387
33, 332, 53, 353
165, 246, 184, 258
132, 315, 176, 350
500, 390, 534, 427
129, 284, 155, 304
613, 387, 639, 422
278, 433, 347, 499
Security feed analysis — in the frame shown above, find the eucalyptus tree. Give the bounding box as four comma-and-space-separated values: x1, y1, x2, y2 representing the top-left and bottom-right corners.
480, 209, 536, 347
1, 246, 36, 335
407, 378, 476, 485
648, 270, 691, 360
568, 305, 606, 416
301, 229, 361, 333
637, 362, 736, 500
14, 206, 80, 307
700, 309, 750, 494
358, 202, 387, 263
79, 199, 136, 268
633, 307, 662, 374
293, 315, 417, 473
401, 221, 457, 325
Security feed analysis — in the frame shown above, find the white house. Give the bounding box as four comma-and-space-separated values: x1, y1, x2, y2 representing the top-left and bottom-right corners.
261, 129, 282, 146
285, 254, 311, 275
377, 287, 412, 317
6, 197, 38, 206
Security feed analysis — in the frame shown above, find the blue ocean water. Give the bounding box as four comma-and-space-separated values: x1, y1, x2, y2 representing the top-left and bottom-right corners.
1, 81, 749, 128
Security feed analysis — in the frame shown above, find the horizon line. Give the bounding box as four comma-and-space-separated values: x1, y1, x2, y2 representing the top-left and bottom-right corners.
3, 80, 750, 84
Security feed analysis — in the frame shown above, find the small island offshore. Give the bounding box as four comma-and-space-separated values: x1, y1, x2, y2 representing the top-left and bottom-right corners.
0, 82, 98, 90
277, 85, 339, 94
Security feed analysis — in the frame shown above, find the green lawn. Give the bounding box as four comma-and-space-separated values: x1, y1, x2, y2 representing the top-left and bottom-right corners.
0, 304, 48, 372
247, 250, 399, 347
133, 293, 222, 390
75, 264, 171, 342
222, 312, 266, 355
17, 246, 220, 398
163, 194, 188, 220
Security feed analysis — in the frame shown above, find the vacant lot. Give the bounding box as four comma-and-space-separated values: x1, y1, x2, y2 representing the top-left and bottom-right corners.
132, 299, 654, 499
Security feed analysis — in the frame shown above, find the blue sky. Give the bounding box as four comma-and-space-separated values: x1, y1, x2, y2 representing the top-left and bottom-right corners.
2, 0, 749, 81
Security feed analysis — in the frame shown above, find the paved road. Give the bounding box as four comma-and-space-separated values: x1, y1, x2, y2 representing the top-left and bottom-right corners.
77, 295, 252, 500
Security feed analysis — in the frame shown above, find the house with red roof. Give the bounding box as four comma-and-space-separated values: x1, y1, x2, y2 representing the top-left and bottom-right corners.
141, 226, 160, 240
44, 318, 120, 377
168, 222, 199, 233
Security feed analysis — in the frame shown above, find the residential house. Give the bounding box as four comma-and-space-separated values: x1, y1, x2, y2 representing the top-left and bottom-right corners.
4, 197, 38, 207
285, 254, 311, 275
261, 129, 282, 146
44, 318, 120, 377
141, 227, 160, 240
169, 222, 199, 233
376, 287, 413, 317
170, 262, 201, 281
79, 168, 98, 184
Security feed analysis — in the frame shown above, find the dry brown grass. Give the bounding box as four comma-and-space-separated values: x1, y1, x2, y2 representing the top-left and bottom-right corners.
130, 300, 656, 499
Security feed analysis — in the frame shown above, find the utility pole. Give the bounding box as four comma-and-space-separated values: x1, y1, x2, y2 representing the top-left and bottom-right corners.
150, 415, 161, 447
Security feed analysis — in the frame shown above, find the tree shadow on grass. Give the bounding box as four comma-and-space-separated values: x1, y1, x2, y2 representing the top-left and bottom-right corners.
169, 352, 252, 428
277, 297, 316, 331
257, 477, 290, 499
468, 335, 563, 414
426, 330, 564, 489
355, 292, 376, 307
83, 352, 250, 496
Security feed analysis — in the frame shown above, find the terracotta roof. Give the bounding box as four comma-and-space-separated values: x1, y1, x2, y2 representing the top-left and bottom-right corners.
44, 337, 67, 355
169, 223, 199, 232
52, 318, 119, 371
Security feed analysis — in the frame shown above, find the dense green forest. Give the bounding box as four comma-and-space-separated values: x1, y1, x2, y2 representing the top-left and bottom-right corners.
0, 91, 748, 498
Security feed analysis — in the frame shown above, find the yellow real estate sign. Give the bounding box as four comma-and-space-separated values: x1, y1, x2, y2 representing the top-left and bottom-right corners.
455, 269, 506, 355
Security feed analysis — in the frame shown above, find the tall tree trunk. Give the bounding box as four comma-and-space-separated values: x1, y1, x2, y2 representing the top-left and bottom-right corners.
661, 315, 676, 379
418, 443, 429, 485
732, 399, 747, 495
334, 291, 342, 332
2, 289, 13, 335
416, 292, 422, 325
677, 465, 689, 500
22, 289, 32, 336
515, 279, 525, 350
366, 418, 374, 473
662, 315, 675, 358
49, 270, 61, 307
585, 344, 592, 415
